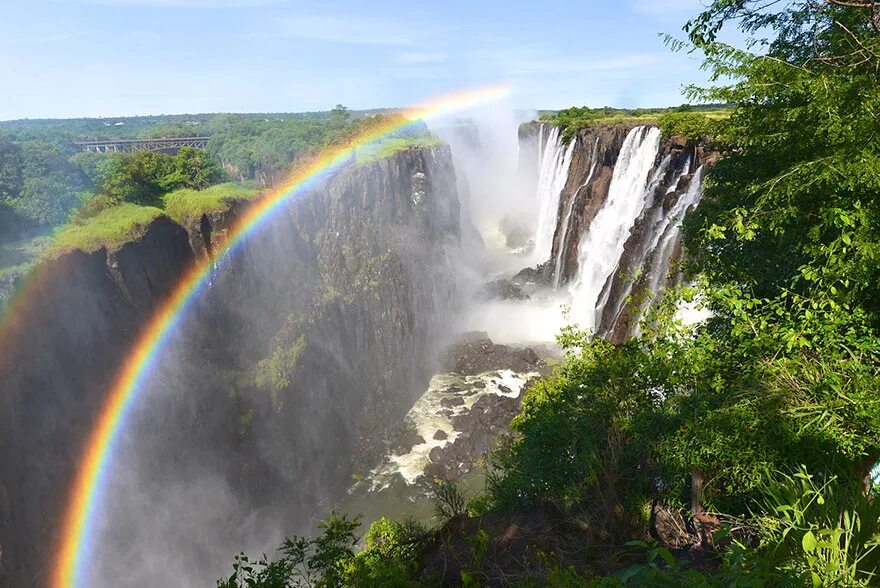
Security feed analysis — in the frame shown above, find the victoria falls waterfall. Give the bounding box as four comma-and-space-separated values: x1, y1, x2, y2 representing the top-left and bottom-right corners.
0, 114, 710, 588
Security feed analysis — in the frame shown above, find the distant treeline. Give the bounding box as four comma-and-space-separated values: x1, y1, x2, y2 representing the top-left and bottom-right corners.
0, 107, 400, 144
0, 106, 427, 240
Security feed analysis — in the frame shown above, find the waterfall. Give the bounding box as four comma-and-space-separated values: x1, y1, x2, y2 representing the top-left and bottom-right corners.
592, 152, 674, 326
598, 158, 702, 335
644, 165, 704, 299
553, 136, 600, 289
533, 125, 576, 263
568, 126, 661, 332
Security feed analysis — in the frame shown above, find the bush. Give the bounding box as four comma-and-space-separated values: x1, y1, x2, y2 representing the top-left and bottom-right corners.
656, 112, 716, 141
746, 468, 880, 586
218, 513, 424, 588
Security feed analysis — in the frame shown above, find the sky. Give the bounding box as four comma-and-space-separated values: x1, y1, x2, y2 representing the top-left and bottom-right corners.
0, 0, 713, 120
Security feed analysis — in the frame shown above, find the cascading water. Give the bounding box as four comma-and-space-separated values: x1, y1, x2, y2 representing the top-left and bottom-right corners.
533, 124, 576, 263
592, 152, 674, 326
567, 126, 661, 332
644, 165, 704, 298
553, 136, 600, 289
597, 156, 700, 334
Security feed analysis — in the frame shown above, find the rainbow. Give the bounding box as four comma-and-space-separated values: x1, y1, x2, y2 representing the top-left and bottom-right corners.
48, 83, 509, 588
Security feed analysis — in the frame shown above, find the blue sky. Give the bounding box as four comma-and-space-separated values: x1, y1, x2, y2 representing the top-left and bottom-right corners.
0, 0, 712, 120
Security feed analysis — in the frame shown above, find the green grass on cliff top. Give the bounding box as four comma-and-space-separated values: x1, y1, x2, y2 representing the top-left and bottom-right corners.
162, 182, 260, 224
52, 203, 164, 253
539, 105, 731, 141
48, 139, 439, 255
355, 135, 445, 164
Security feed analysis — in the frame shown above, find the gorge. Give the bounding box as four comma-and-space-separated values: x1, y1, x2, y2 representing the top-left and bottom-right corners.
0, 117, 710, 588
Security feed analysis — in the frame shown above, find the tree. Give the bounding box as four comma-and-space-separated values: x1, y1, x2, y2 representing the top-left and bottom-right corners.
0, 135, 23, 203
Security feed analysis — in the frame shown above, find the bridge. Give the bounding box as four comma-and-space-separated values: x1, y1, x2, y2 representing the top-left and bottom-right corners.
73, 136, 210, 154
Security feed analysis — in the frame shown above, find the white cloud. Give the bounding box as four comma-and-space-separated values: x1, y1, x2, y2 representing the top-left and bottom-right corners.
396, 51, 448, 65
278, 15, 414, 45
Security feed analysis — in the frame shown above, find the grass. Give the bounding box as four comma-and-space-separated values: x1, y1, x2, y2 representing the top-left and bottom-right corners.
539, 105, 732, 141
162, 182, 260, 224
46, 135, 441, 256
356, 135, 445, 164
51, 203, 164, 253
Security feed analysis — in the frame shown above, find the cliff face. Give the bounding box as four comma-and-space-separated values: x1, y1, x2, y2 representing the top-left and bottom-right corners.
0, 145, 461, 587
518, 122, 713, 342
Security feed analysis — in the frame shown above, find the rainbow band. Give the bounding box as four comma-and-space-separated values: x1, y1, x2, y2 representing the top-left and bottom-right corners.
49, 83, 509, 588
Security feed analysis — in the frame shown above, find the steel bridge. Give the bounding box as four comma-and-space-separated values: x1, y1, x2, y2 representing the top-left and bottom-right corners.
74, 136, 211, 154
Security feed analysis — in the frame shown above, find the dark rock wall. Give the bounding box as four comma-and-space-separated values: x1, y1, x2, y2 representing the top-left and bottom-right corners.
0, 144, 461, 587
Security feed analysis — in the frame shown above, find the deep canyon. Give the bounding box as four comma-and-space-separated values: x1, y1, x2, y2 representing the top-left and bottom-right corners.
0, 118, 710, 588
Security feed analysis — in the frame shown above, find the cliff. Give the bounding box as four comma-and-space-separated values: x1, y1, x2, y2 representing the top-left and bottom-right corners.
518, 122, 713, 342
0, 144, 461, 587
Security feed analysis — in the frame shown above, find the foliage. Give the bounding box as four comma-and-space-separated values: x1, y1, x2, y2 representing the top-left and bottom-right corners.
162, 182, 259, 224
582, 540, 791, 587
746, 467, 880, 586
207, 110, 422, 184
355, 135, 444, 164
656, 111, 718, 141
432, 479, 467, 522
50, 203, 163, 253
0, 137, 89, 225
96, 148, 224, 206
488, 333, 658, 515
254, 334, 307, 402
540, 105, 729, 141
218, 513, 422, 588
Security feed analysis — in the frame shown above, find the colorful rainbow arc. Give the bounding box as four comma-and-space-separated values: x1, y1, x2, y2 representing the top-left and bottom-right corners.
48, 82, 509, 588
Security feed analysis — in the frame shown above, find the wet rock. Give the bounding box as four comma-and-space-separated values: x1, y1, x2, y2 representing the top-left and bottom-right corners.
390, 428, 425, 455
481, 279, 530, 301
429, 446, 445, 463
423, 462, 447, 482
499, 217, 531, 249
441, 334, 544, 376
440, 396, 465, 408
433, 430, 448, 441
472, 381, 486, 389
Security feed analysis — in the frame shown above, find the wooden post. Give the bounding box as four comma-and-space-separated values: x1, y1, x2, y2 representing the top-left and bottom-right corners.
691, 467, 704, 516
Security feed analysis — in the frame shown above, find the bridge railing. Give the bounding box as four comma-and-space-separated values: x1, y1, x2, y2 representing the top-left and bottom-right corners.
73, 136, 211, 154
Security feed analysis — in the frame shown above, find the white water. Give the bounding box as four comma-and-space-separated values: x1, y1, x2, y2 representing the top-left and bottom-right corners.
645, 165, 704, 298
366, 369, 536, 488
553, 136, 600, 289
533, 125, 576, 264
568, 126, 661, 332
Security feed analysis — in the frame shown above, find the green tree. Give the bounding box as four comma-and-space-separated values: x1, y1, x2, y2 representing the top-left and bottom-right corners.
0, 135, 23, 203
161, 147, 224, 191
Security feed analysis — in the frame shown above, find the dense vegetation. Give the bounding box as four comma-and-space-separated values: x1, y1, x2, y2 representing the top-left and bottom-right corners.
0, 106, 434, 273
539, 104, 729, 141
220, 1, 880, 586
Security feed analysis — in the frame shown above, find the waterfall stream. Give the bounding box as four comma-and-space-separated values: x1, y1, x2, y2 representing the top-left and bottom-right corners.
567, 126, 661, 332
533, 125, 576, 263
553, 136, 600, 289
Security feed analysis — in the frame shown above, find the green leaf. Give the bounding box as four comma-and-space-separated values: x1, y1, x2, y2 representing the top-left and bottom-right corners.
802, 530, 817, 553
